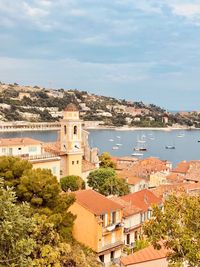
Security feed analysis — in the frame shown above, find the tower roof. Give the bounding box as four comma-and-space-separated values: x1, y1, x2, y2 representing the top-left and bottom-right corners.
64, 103, 78, 111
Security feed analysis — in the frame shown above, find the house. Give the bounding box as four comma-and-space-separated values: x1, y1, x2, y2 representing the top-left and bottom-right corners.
121, 189, 162, 230
117, 171, 148, 193
111, 197, 142, 247
120, 244, 169, 267
111, 190, 162, 249
69, 189, 124, 266
0, 137, 61, 179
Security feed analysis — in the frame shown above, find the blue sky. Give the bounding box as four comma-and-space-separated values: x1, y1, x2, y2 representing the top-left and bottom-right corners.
1, 0, 200, 110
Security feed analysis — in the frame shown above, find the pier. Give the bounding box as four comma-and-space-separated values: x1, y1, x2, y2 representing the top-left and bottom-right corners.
0, 121, 61, 132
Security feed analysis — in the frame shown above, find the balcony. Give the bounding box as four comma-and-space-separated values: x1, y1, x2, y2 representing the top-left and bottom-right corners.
103, 222, 124, 235
100, 240, 124, 253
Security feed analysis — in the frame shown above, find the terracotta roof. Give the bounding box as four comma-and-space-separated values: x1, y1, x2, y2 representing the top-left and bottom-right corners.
121, 244, 169, 266
172, 161, 190, 174
121, 189, 162, 212
151, 182, 200, 198
74, 189, 122, 215
110, 196, 142, 217
117, 170, 146, 185
185, 161, 200, 182
0, 137, 42, 147
82, 159, 96, 172
166, 172, 184, 183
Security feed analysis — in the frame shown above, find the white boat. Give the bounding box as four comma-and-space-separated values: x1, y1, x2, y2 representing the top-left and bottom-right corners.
177, 132, 185, 138
132, 153, 143, 157
149, 137, 155, 140
112, 146, 119, 150
109, 139, 114, 142
116, 136, 121, 139
116, 143, 122, 146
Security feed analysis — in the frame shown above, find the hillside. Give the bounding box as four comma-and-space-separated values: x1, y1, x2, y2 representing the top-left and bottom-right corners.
0, 82, 198, 127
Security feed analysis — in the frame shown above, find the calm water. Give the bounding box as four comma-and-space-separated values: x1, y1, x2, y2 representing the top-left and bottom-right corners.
1, 129, 200, 166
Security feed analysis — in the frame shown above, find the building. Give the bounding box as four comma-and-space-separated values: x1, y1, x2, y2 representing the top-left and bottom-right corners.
0, 137, 61, 179
120, 244, 169, 267
120, 190, 162, 242
69, 189, 124, 266
111, 197, 142, 247
0, 103, 99, 180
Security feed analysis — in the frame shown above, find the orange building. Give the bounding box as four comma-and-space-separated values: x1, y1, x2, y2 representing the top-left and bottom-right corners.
69, 189, 124, 266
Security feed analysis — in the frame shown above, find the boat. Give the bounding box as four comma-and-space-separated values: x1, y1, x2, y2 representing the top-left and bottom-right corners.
112, 146, 119, 150
116, 136, 121, 139
134, 147, 147, 151
165, 145, 175, 149
131, 152, 143, 157
149, 137, 155, 140
109, 139, 114, 142
177, 132, 185, 138
116, 143, 122, 146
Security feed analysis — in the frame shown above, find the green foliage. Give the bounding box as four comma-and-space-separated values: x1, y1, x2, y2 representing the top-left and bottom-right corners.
60, 175, 85, 192
87, 167, 129, 196
0, 182, 35, 267
0, 156, 32, 187
134, 238, 150, 252
17, 168, 60, 207
99, 152, 116, 169
143, 194, 200, 267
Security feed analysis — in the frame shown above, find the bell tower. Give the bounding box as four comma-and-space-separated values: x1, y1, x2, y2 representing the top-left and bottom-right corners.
60, 103, 83, 177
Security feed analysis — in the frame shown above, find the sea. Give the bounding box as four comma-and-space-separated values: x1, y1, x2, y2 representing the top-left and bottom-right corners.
1, 129, 200, 166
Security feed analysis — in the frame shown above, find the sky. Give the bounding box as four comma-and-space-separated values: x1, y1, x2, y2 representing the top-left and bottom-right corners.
1, 0, 200, 110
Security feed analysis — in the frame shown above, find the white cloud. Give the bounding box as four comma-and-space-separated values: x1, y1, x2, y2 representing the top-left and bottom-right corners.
170, 3, 200, 18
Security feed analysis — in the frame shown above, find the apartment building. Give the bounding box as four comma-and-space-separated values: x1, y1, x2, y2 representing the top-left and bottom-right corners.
0, 137, 61, 179
69, 189, 124, 266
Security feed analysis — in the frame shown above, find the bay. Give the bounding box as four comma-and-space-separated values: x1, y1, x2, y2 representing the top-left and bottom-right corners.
1, 129, 200, 166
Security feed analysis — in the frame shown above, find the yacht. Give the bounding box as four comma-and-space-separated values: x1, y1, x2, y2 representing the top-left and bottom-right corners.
177, 132, 185, 138
109, 139, 114, 142
112, 146, 119, 150
132, 152, 143, 157
165, 145, 175, 149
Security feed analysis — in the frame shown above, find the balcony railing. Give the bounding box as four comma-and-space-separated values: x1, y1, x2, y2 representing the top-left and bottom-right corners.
101, 240, 123, 252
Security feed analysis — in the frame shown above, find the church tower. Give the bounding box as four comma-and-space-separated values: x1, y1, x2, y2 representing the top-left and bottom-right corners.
60, 103, 83, 177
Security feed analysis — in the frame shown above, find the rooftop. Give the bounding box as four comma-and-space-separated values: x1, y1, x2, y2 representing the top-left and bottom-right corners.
110, 196, 142, 217
82, 159, 96, 172
121, 244, 169, 266
172, 161, 190, 174
120, 189, 162, 212
0, 137, 42, 147
64, 103, 78, 112
74, 189, 122, 215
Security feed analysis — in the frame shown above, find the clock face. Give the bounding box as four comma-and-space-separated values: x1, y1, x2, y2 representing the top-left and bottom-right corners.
74, 141, 80, 150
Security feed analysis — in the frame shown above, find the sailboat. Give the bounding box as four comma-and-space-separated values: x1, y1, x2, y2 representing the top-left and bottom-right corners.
133, 136, 147, 151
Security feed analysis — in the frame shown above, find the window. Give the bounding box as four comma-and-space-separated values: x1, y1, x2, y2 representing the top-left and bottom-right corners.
72, 161, 74, 165
99, 255, 104, 263
77, 160, 79, 164
100, 214, 106, 227
64, 125, 67, 135
73, 125, 77, 135
110, 251, 115, 261
111, 211, 116, 224
8, 148, 13, 155
52, 166, 57, 175
135, 231, 138, 241
28, 146, 37, 153
18, 147, 22, 150
2, 148, 6, 154
126, 234, 130, 245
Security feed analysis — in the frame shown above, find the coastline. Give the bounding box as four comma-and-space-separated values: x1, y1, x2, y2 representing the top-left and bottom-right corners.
84, 125, 195, 131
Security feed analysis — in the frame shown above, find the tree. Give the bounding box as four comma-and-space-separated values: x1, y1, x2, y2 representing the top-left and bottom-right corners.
87, 168, 129, 196
60, 175, 85, 192
143, 194, 200, 267
0, 181, 35, 267
99, 152, 116, 169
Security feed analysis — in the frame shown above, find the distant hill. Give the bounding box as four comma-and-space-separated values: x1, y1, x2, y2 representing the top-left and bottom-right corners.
0, 82, 198, 127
